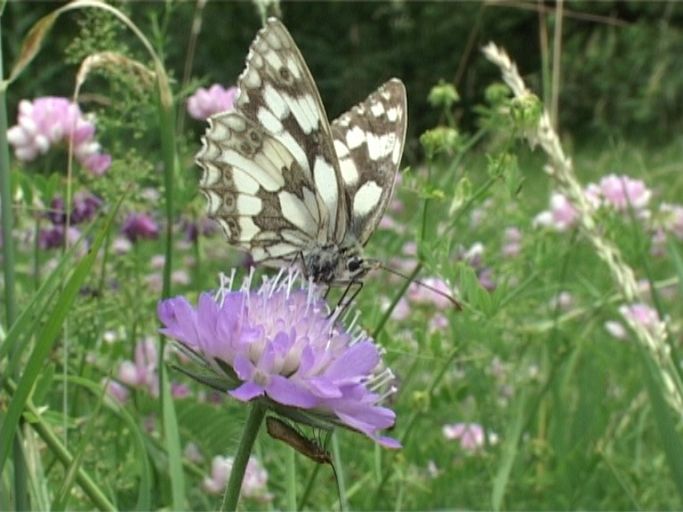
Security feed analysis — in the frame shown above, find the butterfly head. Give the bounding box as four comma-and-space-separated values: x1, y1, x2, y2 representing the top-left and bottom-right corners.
302, 244, 373, 284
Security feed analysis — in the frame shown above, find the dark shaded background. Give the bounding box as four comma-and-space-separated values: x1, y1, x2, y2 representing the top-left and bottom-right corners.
4, 1, 683, 145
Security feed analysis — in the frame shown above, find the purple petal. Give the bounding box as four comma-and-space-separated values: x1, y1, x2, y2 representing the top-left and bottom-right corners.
271, 330, 292, 354
324, 341, 379, 383
232, 354, 255, 381
306, 377, 342, 399
375, 436, 402, 449
266, 375, 318, 408
157, 297, 200, 349
230, 381, 264, 401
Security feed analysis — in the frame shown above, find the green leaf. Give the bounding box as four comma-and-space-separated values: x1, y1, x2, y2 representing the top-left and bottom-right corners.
161, 365, 187, 510
492, 391, 526, 511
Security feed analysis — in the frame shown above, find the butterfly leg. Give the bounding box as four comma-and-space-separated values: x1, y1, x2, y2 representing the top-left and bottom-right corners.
334, 281, 363, 315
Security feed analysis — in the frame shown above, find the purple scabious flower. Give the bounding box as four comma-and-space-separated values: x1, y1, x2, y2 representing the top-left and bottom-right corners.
158, 270, 400, 448
122, 212, 159, 242
7, 97, 112, 175
187, 84, 237, 120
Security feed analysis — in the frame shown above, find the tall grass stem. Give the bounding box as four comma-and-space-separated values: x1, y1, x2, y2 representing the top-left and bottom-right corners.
0, 21, 29, 511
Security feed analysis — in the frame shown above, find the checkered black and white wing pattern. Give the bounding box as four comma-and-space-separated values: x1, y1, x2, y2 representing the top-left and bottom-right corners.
331, 79, 408, 245
197, 111, 329, 266
196, 18, 347, 267
233, 18, 347, 242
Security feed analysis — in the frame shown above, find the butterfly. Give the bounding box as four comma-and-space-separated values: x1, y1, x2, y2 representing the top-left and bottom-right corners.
196, 18, 407, 285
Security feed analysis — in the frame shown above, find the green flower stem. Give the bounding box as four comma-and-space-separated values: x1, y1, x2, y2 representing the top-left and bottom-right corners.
221, 403, 266, 511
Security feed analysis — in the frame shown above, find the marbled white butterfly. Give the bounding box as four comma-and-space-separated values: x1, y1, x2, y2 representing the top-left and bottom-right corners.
196, 18, 407, 285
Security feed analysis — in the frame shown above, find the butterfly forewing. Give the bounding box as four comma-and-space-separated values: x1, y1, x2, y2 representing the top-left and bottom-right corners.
196, 111, 326, 265
331, 79, 407, 245
234, 18, 347, 242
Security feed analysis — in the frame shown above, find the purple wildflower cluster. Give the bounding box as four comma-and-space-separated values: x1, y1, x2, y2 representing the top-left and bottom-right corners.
158, 269, 399, 447
7, 97, 111, 175
39, 191, 102, 250
106, 338, 190, 404
534, 174, 652, 231
121, 212, 159, 243
534, 173, 683, 256
605, 302, 664, 341
186, 84, 237, 120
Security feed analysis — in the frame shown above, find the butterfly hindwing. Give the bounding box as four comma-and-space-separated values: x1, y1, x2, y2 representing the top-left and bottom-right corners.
331, 79, 407, 245
235, 18, 347, 242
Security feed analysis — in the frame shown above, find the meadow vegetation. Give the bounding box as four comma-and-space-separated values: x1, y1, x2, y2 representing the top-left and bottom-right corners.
1, 1, 683, 510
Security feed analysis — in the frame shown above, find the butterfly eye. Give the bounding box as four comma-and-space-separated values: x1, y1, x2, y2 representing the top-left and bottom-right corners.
347, 256, 363, 274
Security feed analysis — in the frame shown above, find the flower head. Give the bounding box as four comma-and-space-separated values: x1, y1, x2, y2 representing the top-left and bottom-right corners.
203, 455, 272, 501
7, 97, 111, 175
187, 84, 238, 120
534, 192, 578, 231
158, 270, 399, 447
122, 212, 159, 242
117, 338, 159, 397
598, 174, 651, 211
442, 422, 497, 453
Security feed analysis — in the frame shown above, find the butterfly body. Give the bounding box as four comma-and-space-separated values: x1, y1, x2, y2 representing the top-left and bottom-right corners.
196, 18, 407, 285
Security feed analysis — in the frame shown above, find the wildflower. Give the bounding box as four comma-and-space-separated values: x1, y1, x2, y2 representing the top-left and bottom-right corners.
103, 378, 130, 404
407, 277, 453, 310
442, 422, 497, 453
604, 320, 627, 340
111, 236, 132, 254
181, 216, 217, 242
428, 313, 448, 333
549, 291, 573, 311
619, 303, 662, 332
7, 97, 111, 175
184, 442, 204, 463
533, 192, 578, 231
501, 226, 522, 258
38, 225, 81, 250
386, 296, 410, 321
158, 270, 399, 447
598, 174, 651, 211
203, 455, 272, 501
606, 303, 663, 341
187, 84, 238, 120
71, 191, 103, 223
122, 212, 159, 242
47, 197, 66, 225
659, 203, 683, 240
117, 338, 159, 397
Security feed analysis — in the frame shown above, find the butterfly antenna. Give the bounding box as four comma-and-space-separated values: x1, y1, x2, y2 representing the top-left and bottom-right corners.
376, 263, 462, 310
